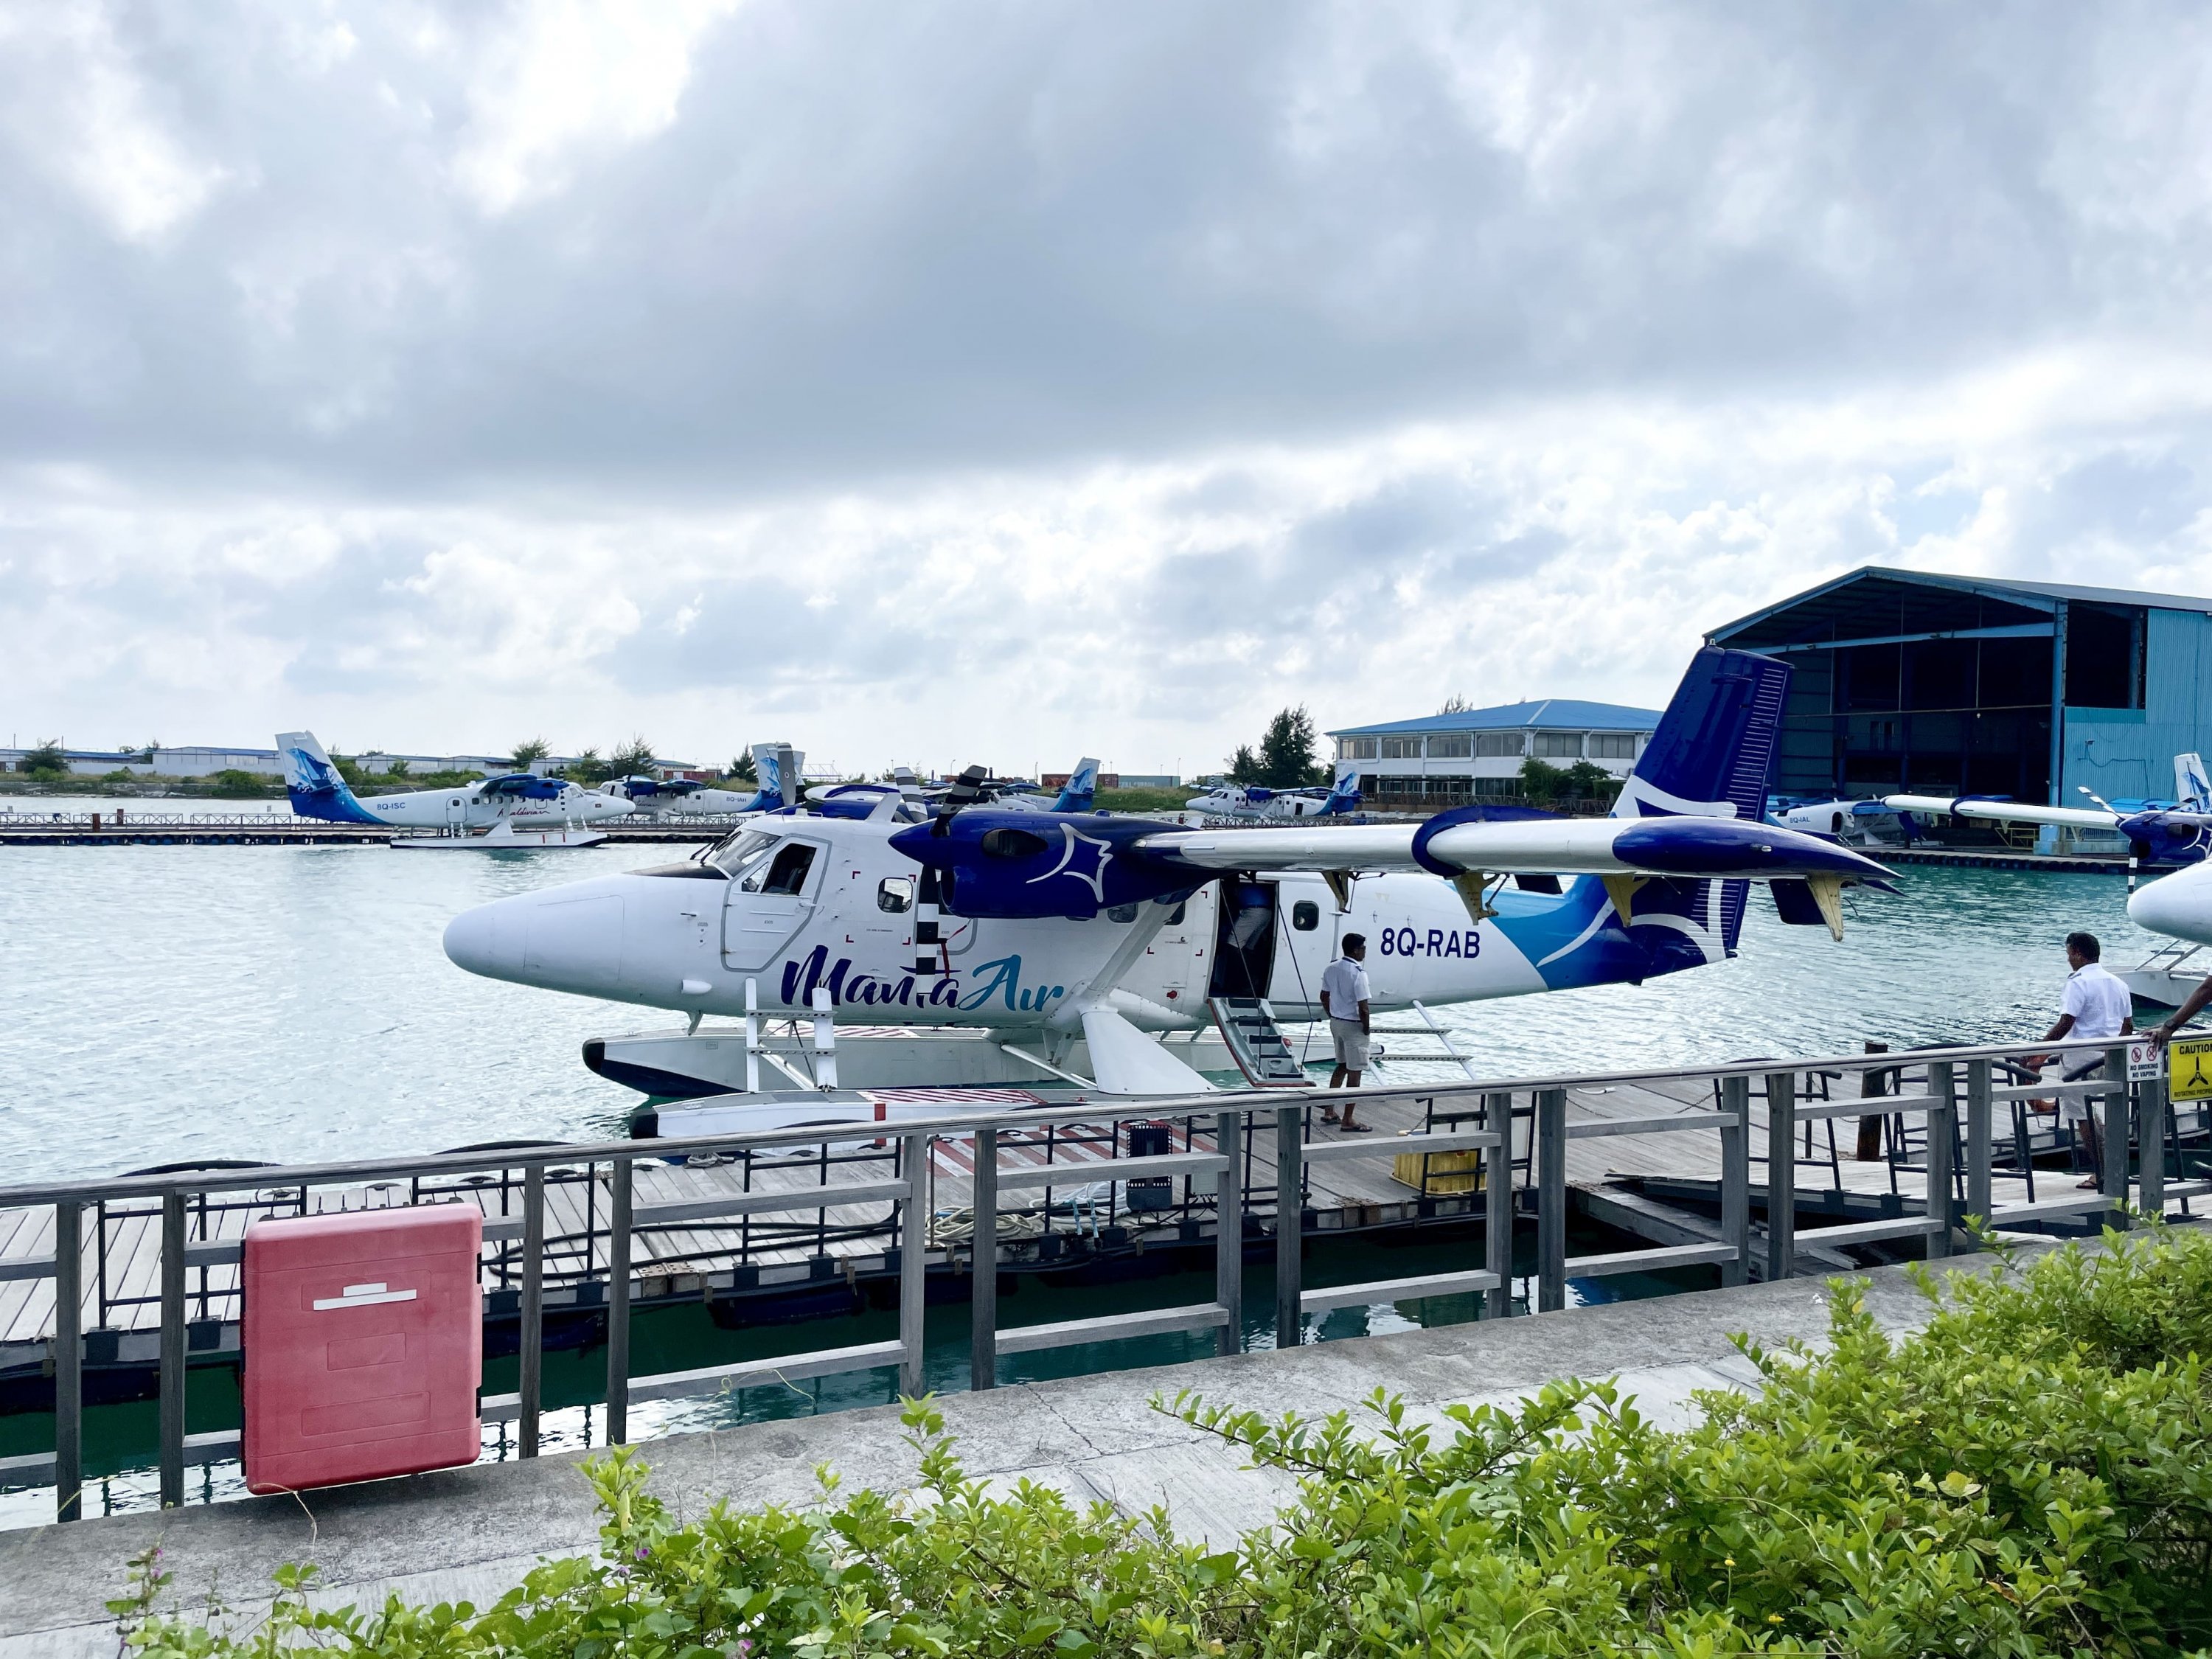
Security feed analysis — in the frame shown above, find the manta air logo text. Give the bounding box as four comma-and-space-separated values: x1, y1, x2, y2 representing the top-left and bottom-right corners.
782, 947, 1066, 1013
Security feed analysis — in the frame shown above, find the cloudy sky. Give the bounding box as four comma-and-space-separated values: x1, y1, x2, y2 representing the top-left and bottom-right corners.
4, 1, 2211, 776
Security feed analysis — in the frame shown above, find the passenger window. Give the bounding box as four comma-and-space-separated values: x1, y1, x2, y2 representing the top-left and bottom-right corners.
1106, 902, 1140, 923
1292, 900, 1320, 931
745, 842, 817, 896
877, 876, 914, 914
1166, 902, 1186, 925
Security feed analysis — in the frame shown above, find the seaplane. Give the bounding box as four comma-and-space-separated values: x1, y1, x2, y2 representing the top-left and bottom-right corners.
1185, 765, 1363, 821
1767, 796, 1919, 847
599, 775, 765, 816
279, 731, 633, 848
1887, 753, 2212, 874
439, 647, 1893, 1127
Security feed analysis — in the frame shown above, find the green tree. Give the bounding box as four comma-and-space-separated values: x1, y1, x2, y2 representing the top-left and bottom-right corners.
386, 757, 411, 779
729, 750, 757, 785
507, 737, 550, 772
566, 746, 611, 786
1518, 756, 1569, 807
1257, 706, 1325, 787
1227, 743, 1262, 785
1437, 694, 1472, 714
609, 736, 657, 776
20, 738, 66, 778
1562, 760, 1619, 805
209, 768, 267, 797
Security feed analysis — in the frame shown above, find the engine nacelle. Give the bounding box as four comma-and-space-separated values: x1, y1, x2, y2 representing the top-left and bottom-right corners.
888, 811, 1194, 919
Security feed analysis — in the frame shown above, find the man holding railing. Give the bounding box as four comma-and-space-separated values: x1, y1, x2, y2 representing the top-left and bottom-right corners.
2028, 931, 2132, 1187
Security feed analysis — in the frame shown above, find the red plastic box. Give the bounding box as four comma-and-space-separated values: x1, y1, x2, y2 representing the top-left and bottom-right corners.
242, 1205, 484, 1494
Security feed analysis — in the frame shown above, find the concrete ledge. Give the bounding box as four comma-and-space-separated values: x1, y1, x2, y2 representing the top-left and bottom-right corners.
0, 1246, 2067, 1656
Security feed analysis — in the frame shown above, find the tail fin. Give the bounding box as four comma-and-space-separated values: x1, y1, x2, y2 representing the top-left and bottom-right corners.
276, 731, 380, 826
1051, 757, 1101, 813
2178, 752, 2210, 812
1321, 760, 1363, 815
1604, 647, 1790, 960
742, 742, 804, 812
1611, 646, 1790, 823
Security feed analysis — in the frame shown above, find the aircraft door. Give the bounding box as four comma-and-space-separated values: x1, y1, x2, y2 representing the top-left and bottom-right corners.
447, 794, 470, 832
722, 838, 826, 972
1265, 880, 1334, 1020
1208, 879, 1278, 999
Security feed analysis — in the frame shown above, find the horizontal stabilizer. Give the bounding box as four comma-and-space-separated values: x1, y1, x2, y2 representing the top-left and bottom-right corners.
1080, 1006, 1216, 1096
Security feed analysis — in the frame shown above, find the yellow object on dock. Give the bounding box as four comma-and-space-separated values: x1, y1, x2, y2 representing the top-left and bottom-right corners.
1394, 1147, 1484, 1194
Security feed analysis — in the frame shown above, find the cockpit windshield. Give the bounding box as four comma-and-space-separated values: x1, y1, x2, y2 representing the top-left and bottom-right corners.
705, 829, 778, 877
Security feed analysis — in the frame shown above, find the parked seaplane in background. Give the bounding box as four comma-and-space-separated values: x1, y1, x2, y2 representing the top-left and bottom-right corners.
1767, 796, 1919, 847
599, 776, 765, 816
441, 647, 1892, 1119
279, 731, 633, 846
1185, 764, 1362, 821
1887, 752, 2212, 872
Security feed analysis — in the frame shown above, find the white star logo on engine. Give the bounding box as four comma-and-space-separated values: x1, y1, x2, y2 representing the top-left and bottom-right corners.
1027, 824, 1114, 902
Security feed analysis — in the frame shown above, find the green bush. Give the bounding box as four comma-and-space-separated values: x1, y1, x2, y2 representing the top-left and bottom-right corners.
116, 1227, 2212, 1657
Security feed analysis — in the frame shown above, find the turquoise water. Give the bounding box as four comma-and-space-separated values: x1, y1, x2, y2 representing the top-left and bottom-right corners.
0, 842, 2164, 1183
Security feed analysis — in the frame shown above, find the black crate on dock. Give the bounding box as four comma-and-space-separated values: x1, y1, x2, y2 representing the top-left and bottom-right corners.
1124, 1119, 1175, 1211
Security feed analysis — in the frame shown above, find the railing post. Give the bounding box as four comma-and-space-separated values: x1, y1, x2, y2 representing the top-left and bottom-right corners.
1535, 1088, 1565, 1313
1274, 1106, 1304, 1346
159, 1192, 186, 1508
970, 1127, 998, 1388
1925, 1060, 1955, 1259
605, 1158, 633, 1444
1765, 1072, 1797, 1280
900, 1132, 928, 1396
1964, 1059, 1993, 1239
1719, 1077, 1750, 1287
2101, 1046, 2132, 1228
1214, 1111, 1242, 1356
519, 1164, 544, 1458
54, 1200, 82, 1522
1484, 1092, 1513, 1317
2138, 1072, 2168, 1220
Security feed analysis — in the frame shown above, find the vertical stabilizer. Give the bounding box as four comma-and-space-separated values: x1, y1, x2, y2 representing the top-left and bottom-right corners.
1611, 647, 1790, 823
2178, 752, 2211, 813
1321, 759, 1363, 815
276, 731, 382, 826
1051, 758, 1102, 813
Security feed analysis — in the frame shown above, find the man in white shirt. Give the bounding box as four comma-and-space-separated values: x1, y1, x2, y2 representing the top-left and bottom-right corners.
2028, 931, 2132, 1186
1321, 933, 1372, 1132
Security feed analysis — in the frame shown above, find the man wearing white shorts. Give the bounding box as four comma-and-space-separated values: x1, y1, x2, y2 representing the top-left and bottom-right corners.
1321, 933, 1372, 1132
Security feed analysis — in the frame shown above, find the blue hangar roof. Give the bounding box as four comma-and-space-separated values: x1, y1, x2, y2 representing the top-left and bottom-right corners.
1329, 698, 1663, 739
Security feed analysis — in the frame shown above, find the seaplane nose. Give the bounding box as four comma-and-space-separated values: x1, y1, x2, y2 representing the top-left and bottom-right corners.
442, 897, 524, 979
2129, 865, 2212, 944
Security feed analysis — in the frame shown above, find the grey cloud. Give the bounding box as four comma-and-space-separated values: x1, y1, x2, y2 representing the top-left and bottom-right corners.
3, 1, 2210, 499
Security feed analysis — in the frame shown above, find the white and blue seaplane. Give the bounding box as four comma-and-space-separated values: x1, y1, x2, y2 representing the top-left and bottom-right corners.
279, 731, 634, 848
1185, 764, 1362, 821
440, 647, 1892, 1131
1887, 752, 2212, 873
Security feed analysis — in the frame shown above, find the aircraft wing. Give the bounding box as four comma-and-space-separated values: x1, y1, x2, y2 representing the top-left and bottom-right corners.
1134, 813, 1893, 883
1884, 795, 2118, 832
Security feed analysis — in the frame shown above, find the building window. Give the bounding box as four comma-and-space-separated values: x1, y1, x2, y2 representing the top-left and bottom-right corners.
1380, 736, 1422, 759
1533, 731, 1584, 758
1338, 737, 1379, 760
1475, 733, 1523, 757
1587, 733, 1638, 759
1426, 734, 1472, 759
1472, 776, 1519, 799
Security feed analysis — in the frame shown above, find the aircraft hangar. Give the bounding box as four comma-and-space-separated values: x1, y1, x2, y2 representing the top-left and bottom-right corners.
1705, 566, 2212, 807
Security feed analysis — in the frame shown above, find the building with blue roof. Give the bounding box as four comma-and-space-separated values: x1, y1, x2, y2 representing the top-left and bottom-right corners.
1707, 566, 2212, 806
1327, 698, 1660, 807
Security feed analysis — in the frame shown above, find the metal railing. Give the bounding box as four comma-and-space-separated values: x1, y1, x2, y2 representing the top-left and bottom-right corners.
2, 1033, 2206, 1526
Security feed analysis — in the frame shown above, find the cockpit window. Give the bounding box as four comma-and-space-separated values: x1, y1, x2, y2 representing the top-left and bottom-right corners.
980, 827, 1049, 860
706, 830, 777, 877
877, 876, 915, 914
744, 841, 818, 896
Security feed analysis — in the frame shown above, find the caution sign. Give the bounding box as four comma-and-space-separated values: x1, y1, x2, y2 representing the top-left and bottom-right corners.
2171, 1034, 2212, 1102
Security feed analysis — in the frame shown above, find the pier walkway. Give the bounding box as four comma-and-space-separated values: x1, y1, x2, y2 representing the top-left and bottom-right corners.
0, 1236, 2135, 1658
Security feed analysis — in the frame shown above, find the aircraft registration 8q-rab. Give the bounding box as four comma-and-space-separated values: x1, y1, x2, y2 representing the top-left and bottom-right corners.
441, 647, 1893, 1110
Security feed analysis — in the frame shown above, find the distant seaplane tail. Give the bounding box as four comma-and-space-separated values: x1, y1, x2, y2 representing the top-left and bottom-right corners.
1050, 758, 1102, 813
1320, 760, 1363, 815
276, 731, 382, 826
2179, 752, 2211, 814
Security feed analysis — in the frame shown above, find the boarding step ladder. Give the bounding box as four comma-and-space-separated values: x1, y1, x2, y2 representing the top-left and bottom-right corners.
1208, 997, 1314, 1088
